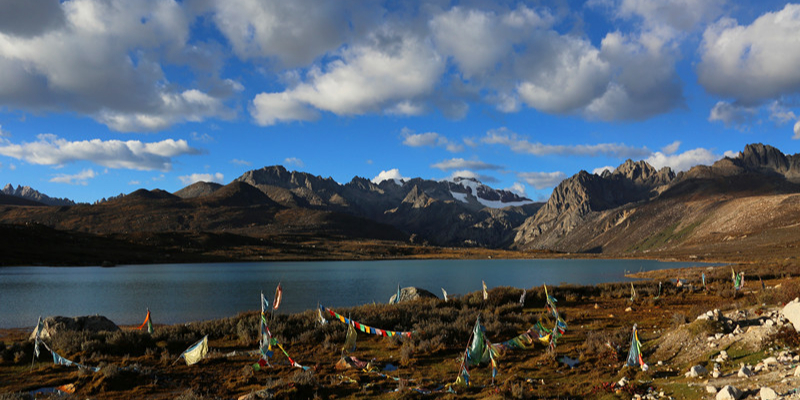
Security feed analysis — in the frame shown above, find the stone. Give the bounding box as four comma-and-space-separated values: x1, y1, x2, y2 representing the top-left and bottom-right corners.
618, 376, 629, 387
737, 365, 754, 378
782, 299, 800, 331
388, 287, 439, 303
763, 357, 778, 366
715, 385, 742, 400
759, 387, 778, 400
686, 365, 708, 378
712, 370, 721, 378
706, 386, 718, 394
29, 315, 119, 340
625, 307, 633, 312
794, 365, 800, 377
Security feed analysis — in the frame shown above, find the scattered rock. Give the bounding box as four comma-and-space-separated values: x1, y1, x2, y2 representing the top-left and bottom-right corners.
686, 365, 708, 378
782, 299, 800, 331
29, 315, 119, 340
759, 387, 778, 400
388, 287, 438, 303
617, 376, 629, 387
715, 385, 742, 400
706, 385, 718, 394
737, 365, 754, 378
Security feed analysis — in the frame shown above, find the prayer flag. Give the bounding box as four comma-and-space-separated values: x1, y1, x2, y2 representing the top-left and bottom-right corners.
33, 316, 43, 358
519, 289, 526, 306
182, 336, 208, 366
273, 283, 282, 310
482, 280, 488, 301
137, 308, 153, 334
441, 287, 448, 302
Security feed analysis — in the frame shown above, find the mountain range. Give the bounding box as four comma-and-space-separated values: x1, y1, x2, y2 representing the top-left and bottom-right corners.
2, 143, 800, 264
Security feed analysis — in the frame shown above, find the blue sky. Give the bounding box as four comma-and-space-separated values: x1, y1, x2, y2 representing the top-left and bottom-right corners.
0, 0, 799, 203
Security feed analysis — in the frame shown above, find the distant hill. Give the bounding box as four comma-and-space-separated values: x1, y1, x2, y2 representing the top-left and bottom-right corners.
3, 143, 800, 264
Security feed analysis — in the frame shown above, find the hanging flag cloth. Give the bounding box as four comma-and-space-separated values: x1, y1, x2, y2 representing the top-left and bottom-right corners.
33, 338, 99, 372
136, 308, 154, 333
180, 336, 209, 366
320, 305, 413, 338
625, 324, 647, 370
273, 283, 283, 310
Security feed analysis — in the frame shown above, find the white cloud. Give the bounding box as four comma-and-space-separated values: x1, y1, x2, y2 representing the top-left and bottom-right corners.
205, 0, 359, 67
284, 157, 304, 167
0, 134, 200, 171
645, 147, 723, 172
128, 180, 140, 185
794, 121, 800, 140
698, 4, 800, 105
507, 182, 527, 196
250, 92, 319, 126
584, 31, 683, 121
231, 159, 251, 166
178, 172, 224, 185
250, 30, 445, 123
0, 0, 235, 132
191, 132, 214, 143
482, 127, 651, 158
431, 158, 503, 171
661, 141, 681, 155
0, 124, 7, 137
371, 169, 408, 184
49, 168, 97, 185
708, 101, 757, 130
769, 101, 798, 125
616, 0, 725, 34
401, 128, 463, 152
517, 171, 567, 189
593, 166, 615, 175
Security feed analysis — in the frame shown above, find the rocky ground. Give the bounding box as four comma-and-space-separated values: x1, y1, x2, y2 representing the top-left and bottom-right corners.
3, 263, 800, 399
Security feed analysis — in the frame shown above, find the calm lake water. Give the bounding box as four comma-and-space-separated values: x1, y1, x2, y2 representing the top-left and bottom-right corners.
0, 259, 713, 328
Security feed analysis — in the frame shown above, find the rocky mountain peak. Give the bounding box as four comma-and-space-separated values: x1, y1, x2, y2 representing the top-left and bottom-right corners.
733, 143, 800, 180
2, 184, 76, 206
514, 159, 675, 250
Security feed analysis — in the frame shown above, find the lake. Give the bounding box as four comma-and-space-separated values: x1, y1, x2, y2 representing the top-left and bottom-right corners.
0, 259, 713, 329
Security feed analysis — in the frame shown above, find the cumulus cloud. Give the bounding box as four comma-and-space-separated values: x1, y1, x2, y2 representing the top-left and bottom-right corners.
645, 147, 724, 172
615, 0, 725, 34
482, 128, 651, 158
49, 168, 97, 185
708, 101, 757, 130
178, 172, 224, 185
401, 128, 463, 152
517, 171, 567, 189
371, 168, 408, 185
507, 182, 527, 196
661, 141, 681, 155
431, 158, 503, 171
593, 166, 615, 175
250, 30, 445, 124
0, 134, 200, 171
698, 4, 800, 105
0, 0, 235, 132
794, 121, 800, 140
0, 0, 66, 38
284, 157, 304, 167
205, 0, 361, 67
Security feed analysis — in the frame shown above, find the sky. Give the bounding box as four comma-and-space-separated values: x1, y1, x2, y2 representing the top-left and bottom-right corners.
0, 0, 799, 203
